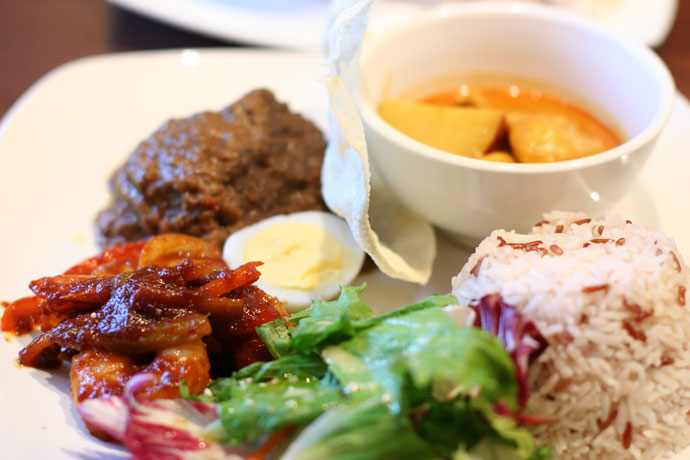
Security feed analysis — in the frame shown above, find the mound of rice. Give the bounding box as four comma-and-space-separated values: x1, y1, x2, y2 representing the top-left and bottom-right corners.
452, 211, 690, 460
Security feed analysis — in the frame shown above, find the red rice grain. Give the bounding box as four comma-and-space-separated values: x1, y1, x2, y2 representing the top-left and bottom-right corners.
513, 240, 543, 248
470, 256, 486, 278
550, 244, 563, 255
582, 284, 610, 294
661, 355, 675, 366
622, 299, 654, 322
552, 331, 575, 344
500, 240, 548, 256
622, 320, 647, 342
679, 286, 686, 306
622, 422, 632, 449
597, 407, 618, 431
671, 252, 682, 272
553, 378, 573, 393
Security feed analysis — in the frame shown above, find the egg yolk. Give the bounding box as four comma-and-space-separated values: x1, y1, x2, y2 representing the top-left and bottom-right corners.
242, 222, 344, 290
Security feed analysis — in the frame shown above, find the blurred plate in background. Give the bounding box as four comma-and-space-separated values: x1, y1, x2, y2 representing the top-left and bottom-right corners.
107, 0, 678, 49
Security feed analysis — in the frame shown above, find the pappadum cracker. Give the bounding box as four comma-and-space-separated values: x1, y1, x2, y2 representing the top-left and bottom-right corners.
321, 0, 435, 284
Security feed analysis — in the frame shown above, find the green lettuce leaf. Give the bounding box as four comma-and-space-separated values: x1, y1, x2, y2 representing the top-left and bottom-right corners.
323, 306, 516, 412
216, 376, 344, 444
256, 285, 457, 359
234, 353, 328, 381
290, 284, 376, 353
352, 293, 458, 329
453, 437, 552, 460
280, 399, 441, 460
413, 398, 497, 457
256, 316, 292, 358
481, 412, 551, 460
405, 325, 517, 410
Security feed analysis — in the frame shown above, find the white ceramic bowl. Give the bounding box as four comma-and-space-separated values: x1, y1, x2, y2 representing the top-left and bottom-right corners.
358, 2, 675, 247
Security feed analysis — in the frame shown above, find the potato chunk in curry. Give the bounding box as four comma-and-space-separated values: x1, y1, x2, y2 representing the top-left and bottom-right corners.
507, 114, 609, 163
379, 99, 504, 158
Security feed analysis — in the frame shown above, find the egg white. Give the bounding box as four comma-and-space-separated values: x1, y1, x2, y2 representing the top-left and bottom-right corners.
222, 211, 366, 312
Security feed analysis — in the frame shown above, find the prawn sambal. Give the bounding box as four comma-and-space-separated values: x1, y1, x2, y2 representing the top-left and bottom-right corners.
1, 234, 286, 438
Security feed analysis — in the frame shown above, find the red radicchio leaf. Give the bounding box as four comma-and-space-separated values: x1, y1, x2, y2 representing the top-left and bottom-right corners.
79, 374, 251, 460
471, 294, 548, 411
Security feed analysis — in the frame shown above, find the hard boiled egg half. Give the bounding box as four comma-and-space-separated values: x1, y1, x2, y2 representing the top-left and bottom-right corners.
222, 211, 366, 312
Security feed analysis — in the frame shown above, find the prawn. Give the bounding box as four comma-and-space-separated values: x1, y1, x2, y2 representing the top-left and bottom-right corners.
70, 338, 211, 404
70, 338, 211, 439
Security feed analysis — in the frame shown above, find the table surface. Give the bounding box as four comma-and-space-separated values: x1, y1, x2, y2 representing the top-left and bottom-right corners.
1, 0, 689, 118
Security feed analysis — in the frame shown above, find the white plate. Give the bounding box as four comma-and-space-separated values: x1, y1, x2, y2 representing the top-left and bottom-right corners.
0, 49, 688, 459
107, 0, 677, 49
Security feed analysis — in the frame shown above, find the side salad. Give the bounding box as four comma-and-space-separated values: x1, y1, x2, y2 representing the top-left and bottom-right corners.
80, 285, 551, 460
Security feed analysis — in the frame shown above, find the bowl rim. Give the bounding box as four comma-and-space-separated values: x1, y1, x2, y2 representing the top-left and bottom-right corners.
357, 1, 676, 175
